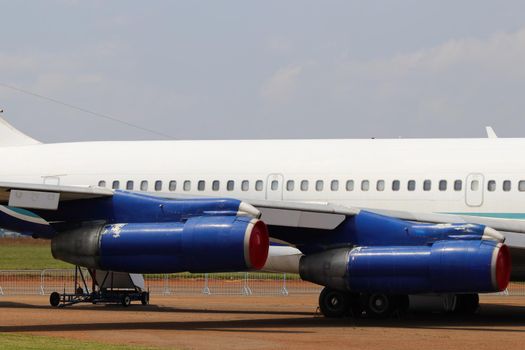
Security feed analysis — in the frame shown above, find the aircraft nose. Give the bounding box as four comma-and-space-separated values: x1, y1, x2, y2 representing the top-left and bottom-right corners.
482, 226, 506, 243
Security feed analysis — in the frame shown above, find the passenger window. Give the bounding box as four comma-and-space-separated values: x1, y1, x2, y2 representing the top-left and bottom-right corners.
227, 180, 234, 191
407, 180, 416, 191
255, 180, 263, 191
392, 180, 400, 191
361, 180, 369, 191
286, 180, 294, 191
155, 180, 162, 191
376, 180, 385, 191
301, 180, 309, 191
471, 180, 479, 191
487, 180, 496, 192
271, 180, 279, 191
197, 180, 205, 191
183, 180, 191, 191
98, 180, 106, 188
112, 180, 120, 190
212, 180, 220, 191
331, 180, 339, 191
439, 180, 447, 191
454, 180, 462, 191
316, 180, 324, 191
423, 180, 431, 191
503, 180, 511, 192
346, 180, 354, 191
169, 181, 177, 191
520, 181, 525, 192
140, 180, 148, 191
241, 180, 249, 191
126, 180, 134, 190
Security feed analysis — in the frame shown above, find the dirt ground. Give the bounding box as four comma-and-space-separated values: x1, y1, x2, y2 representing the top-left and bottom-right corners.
1, 295, 525, 350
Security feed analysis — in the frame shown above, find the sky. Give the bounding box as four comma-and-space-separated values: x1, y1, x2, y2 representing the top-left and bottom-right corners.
1, 0, 525, 142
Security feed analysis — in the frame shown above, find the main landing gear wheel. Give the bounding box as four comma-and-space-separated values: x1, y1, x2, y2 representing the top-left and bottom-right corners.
121, 295, 132, 307
319, 287, 350, 318
453, 294, 479, 315
362, 294, 409, 318
363, 293, 395, 318
50, 292, 60, 307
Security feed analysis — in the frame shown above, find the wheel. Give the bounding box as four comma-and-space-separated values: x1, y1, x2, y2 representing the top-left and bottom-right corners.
454, 294, 479, 315
49, 292, 61, 307
121, 295, 131, 307
76, 286, 84, 295
363, 293, 396, 318
319, 287, 350, 318
141, 292, 150, 305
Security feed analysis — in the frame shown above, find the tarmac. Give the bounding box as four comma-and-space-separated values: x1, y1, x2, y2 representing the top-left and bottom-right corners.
1, 294, 524, 349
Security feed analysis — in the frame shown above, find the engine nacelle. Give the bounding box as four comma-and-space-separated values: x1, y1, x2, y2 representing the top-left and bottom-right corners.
51, 216, 269, 273
300, 240, 511, 294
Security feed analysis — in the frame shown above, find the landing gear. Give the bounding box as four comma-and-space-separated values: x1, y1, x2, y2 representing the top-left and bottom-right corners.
318, 287, 409, 319
453, 294, 479, 315
363, 293, 395, 318
319, 288, 350, 318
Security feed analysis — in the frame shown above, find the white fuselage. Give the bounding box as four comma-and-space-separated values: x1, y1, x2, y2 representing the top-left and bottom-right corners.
2, 138, 525, 218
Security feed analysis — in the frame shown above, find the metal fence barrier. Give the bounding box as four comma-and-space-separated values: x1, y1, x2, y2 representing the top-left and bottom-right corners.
1, 269, 524, 297
0, 269, 323, 296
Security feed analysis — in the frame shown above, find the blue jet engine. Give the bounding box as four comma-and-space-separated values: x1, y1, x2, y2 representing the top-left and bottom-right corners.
49, 191, 269, 273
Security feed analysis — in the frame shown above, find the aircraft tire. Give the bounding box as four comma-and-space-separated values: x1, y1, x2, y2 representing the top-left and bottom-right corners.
319, 287, 350, 318
363, 293, 397, 318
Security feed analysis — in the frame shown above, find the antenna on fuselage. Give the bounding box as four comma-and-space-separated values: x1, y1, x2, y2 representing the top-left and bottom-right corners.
485, 126, 498, 139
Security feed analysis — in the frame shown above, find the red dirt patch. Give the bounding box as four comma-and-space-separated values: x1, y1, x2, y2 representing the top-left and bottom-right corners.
1, 295, 525, 350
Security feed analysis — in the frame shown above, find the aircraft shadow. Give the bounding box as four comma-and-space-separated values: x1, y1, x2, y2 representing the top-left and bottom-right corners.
0, 300, 313, 316
1, 302, 525, 333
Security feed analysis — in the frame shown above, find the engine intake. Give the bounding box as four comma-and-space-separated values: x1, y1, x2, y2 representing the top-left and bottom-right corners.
52, 216, 269, 273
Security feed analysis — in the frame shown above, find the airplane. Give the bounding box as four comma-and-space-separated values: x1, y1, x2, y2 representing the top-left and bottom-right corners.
0, 115, 522, 318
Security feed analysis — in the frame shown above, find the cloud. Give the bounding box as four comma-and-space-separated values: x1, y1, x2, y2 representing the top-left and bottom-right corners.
258, 27, 525, 137
259, 64, 305, 104
339, 27, 525, 80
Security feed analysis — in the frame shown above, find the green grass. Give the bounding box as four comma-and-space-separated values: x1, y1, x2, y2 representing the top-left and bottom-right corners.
0, 333, 161, 350
0, 238, 72, 270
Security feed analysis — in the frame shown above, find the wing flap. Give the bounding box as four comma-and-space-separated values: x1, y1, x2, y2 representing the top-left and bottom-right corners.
0, 181, 113, 206
249, 200, 359, 230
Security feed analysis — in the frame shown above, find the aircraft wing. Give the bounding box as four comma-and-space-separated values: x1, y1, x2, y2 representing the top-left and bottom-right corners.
367, 208, 525, 235
247, 198, 525, 243
0, 181, 113, 209
248, 200, 525, 279
249, 199, 359, 230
